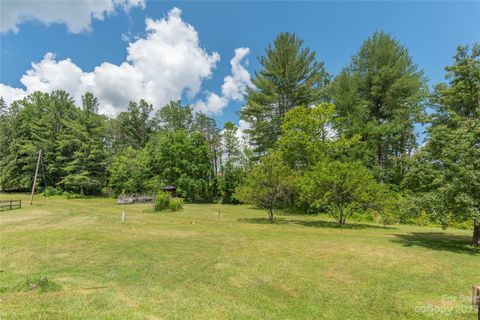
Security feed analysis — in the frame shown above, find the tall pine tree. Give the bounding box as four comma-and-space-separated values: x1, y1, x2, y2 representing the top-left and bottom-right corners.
241, 32, 329, 157
59, 93, 107, 195
331, 32, 426, 185
110, 99, 153, 150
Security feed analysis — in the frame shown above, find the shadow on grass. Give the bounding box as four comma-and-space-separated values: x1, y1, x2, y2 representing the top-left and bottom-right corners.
392, 232, 479, 255
238, 217, 394, 230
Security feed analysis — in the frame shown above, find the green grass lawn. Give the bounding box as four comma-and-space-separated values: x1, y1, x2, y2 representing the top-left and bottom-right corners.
0, 194, 478, 319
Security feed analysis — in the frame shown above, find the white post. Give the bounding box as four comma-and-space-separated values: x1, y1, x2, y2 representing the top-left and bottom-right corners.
122, 211, 126, 222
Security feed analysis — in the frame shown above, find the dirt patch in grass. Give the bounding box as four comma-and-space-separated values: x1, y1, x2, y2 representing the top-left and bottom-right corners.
324, 269, 359, 285
276, 282, 300, 297
77, 286, 108, 294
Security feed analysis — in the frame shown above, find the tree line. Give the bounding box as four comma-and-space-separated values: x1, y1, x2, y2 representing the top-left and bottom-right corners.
0, 31, 478, 246
0, 96, 246, 202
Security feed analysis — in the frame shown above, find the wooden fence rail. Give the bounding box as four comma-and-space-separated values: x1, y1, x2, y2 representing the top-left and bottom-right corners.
0, 200, 22, 210
117, 194, 155, 205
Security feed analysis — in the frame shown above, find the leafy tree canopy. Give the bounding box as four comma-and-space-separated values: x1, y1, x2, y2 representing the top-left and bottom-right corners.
235, 152, 295, 223
403, 44, 480, 246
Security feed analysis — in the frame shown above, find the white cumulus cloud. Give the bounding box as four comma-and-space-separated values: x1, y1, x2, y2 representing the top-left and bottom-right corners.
0, 7, 220, 116
21, 53, 85, 97
1, 0, 145, 33
194, 93, 228, 115
0, 84, 27, 105
236, 119, 251, 142
221, 47, 252, 100
194, 47, 252, 115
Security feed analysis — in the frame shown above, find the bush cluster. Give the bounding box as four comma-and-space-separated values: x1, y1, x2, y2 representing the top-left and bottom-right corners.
154, 192, 184, 212
154, 192, 171, 212
169, 197, 184, 212
43, 186, 63, 197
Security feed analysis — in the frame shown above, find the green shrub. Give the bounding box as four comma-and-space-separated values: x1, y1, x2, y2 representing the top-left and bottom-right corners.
154, 192, 170, 212
169, 197, 184, 212
101, 187, 113, 197
43, 186, 63, 197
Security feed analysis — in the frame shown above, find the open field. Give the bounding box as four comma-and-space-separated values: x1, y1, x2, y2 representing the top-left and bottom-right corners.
0, 194, 478, 319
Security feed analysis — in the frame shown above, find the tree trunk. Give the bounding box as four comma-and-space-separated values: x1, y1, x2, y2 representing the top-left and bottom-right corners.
268, 208, 274, 224
473, 221, 480, 247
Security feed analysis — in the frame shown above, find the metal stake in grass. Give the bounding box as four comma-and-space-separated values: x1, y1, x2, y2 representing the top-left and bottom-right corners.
122, 211, 126, 222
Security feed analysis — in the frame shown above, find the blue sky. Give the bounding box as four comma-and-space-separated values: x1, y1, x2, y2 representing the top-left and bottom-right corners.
1, 1, 479, 128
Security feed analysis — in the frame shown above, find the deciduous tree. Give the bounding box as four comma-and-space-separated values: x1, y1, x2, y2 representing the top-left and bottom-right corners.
219, 121, 244, 203
146, 130, 214, 201
300, 160, 384, 225
404, 44, 480, 246
235, 152, 294, 223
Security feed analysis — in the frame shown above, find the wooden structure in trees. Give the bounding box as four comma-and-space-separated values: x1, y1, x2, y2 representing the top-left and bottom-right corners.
163, 186, 177, 197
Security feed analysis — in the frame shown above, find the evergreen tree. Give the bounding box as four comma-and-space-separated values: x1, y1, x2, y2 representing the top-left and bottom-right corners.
0, 98, 22, 190
111, 99, 153, 150
330, 31, 427, 185
13, 91, 77, 190
0, 91, 109, 194
241, 32, 329, 157
43, 91, 79, 186
59, 93, 107, 195
81, 93, 108, 189
154, 100, 194, 132
0, 97, 6, 116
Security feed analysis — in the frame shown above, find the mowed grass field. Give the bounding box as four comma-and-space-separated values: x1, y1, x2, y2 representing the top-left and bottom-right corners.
0, 194, 478, 319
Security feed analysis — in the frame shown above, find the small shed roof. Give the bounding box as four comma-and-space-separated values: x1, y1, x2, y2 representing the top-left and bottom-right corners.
163, 185, 176, 191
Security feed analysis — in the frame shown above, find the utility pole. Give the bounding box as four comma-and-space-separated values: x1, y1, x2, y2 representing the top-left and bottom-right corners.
30, 150, 42, 205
